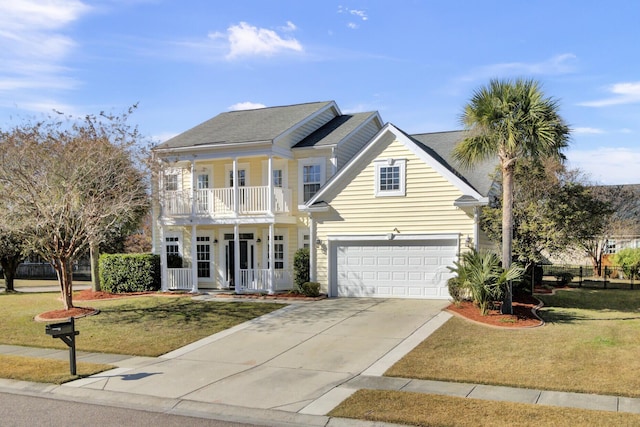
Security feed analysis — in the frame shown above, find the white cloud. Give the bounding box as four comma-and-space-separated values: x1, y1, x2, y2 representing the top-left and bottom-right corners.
338, 6, 368, 29
460, 53, 577, 82
578, 82, 640, 107
0, 0, 90, 113
568, 147, 640, 185
572, 127, 605, 135
215, 22, 303, 60
228, 101, 267, 111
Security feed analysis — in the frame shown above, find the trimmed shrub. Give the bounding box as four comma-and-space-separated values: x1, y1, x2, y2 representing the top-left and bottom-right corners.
293, 248, 310, 288
99, 253, 161, 293
554, 271, 574, 285
299, 281, 321, 297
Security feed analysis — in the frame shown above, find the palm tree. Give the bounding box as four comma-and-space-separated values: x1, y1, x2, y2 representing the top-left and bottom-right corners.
453, 78, 570, 314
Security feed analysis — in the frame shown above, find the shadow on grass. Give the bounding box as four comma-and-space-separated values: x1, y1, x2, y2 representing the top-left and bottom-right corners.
94, 298, 287, 326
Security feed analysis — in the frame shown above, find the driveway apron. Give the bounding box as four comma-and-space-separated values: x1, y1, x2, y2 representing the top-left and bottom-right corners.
77, 298, 448, 413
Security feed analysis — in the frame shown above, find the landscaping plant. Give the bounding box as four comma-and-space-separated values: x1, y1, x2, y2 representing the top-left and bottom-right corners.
448, 249, 524, 315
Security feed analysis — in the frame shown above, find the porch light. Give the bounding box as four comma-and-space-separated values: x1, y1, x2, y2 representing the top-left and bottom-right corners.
316, 239, 322, 245
213, 238, 218, 244
465, 236, 472, 248
256, 238, 261, 243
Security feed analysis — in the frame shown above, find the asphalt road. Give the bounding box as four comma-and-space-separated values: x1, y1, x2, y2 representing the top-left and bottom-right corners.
0, 392, 261, 427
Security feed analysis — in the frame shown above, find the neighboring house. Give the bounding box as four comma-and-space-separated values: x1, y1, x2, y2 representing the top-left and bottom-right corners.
151, 101, 497, 299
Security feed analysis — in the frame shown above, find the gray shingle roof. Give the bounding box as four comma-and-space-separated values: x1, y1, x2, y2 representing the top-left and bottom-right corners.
408, 130, 498, 197
155, 101, 335, 150
293, 112, 378, 148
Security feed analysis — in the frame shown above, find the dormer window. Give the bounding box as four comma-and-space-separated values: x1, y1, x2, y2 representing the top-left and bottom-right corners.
374, 158, 406, 197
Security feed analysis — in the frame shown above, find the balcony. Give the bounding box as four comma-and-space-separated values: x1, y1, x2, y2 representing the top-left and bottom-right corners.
162, 186, 292, 218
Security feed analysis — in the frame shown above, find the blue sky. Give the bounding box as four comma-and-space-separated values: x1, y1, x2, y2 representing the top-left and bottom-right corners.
1, 0, 639, 185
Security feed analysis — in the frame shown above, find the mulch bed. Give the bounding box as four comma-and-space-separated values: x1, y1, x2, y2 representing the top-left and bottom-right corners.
446, 293, 543, 328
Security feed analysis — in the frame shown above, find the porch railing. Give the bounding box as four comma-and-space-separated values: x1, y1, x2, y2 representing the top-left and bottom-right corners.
167, 268, 193, 290
237, 269, 294, 293
164, 187, 291, 217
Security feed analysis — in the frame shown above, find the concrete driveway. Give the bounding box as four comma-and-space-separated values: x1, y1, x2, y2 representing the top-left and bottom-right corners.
72, 298, 448, 414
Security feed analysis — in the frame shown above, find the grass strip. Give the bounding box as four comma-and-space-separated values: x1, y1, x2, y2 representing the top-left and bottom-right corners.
0, 292, 286, 356
330, 389, 640, 427
0, 354, 113, 384
386, 289, 640, 398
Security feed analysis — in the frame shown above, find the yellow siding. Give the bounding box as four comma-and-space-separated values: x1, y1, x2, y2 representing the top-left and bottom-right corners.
313, 138, 476, 289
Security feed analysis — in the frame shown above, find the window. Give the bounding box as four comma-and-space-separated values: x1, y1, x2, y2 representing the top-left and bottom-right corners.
303, 164, 321, 202
268, 235, 285, 269
165, 174, 179, 191
196, 236, 211, 278
273, 169, 283, 187
197, 174, 209, 189
229, 169, 246, 187
375, 159, 406, 197
298, 158, 325, 205
165, 235, 182, 267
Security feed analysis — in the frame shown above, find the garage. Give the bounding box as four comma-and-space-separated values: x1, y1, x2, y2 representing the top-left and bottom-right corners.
332, 237, 458, 299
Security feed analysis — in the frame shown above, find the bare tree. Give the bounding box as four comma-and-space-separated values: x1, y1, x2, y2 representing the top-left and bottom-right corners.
0, 108, 149, 309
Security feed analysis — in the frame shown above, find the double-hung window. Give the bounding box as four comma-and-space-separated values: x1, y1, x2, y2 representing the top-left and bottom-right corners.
374, 159, 406, 197
303, 164, 321, 202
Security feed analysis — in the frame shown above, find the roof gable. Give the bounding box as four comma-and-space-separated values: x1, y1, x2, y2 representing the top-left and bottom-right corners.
307, 124, 492, 206
154, 101, 338, 150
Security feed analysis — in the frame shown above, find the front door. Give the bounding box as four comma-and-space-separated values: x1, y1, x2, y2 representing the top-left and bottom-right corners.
225, 233, 254, 287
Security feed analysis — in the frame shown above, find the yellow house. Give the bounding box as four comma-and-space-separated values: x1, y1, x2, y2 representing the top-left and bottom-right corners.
152, 101, 496, 298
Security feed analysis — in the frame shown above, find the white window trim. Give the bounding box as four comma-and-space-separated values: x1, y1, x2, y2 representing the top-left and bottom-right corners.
164, 168, 183, 192
262, 159, 288, 187
196, 165, 213, 189
298, 157, 326, 207
196, 231, 215, 283
164, 231, 183, 257
374, 158, 406, 197
298, 227, 310, 249
224, 163, 250, 187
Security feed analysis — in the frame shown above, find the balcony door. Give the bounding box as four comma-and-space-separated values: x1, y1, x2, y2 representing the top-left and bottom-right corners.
226, 163, 249, 212
196, 169, 211, 213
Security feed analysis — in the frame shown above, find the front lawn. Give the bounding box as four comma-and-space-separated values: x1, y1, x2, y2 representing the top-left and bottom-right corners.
385, 288, 640, 398
0, 292, 286, 356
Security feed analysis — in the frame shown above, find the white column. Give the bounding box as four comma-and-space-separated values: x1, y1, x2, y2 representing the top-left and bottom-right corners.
191, 224, 198, 293
233, 158, 239, 215
234, 223, 240, 293
160, 226, 167, 291
310, 216, 317, 282
474, 206, 480, 251
269, 223, 275, 294
191, 160, 196, 217
267, 155, 273, 215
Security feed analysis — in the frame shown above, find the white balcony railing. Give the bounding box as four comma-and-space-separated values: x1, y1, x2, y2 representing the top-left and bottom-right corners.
163, 187, 291, 218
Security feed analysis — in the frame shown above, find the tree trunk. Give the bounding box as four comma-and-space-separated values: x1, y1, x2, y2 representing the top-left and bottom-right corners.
90, 242, 101, 292
0, 257, 20, 292
501, 162, 514, 314
54, 257, 75, 310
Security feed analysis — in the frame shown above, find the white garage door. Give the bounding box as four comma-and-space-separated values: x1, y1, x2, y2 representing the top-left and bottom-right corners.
335, 239, 457, 299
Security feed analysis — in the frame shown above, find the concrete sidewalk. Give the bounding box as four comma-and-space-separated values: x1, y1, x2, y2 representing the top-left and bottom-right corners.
1, 298, 639, 426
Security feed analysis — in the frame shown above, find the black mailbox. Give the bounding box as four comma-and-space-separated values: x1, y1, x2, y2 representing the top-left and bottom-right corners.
45, 321, 77, 338
45, 317, 79, 375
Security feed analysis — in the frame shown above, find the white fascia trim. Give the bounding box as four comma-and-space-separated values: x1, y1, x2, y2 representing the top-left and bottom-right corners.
327, 233, 460, 242
299, 205, 330, 213
273, 101, 340, 146
388, 124, 484, 200
306, 123, 395, 206
153, 141, 271, 154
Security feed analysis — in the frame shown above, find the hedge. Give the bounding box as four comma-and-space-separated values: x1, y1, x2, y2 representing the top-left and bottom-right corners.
99, 253, 161, 293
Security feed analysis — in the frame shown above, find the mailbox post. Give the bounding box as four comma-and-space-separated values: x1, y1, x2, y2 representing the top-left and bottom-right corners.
45, 317, 79, 375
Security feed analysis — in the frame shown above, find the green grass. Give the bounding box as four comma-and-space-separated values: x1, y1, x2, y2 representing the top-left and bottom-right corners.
330, 389, 640, 427
385, 289, 640, 398
0, 292, 286, 356
0, 354, 113, 384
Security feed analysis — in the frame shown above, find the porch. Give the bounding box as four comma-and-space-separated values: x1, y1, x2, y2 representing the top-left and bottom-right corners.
166, 267, 294, 294
163, 186, 292, 218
